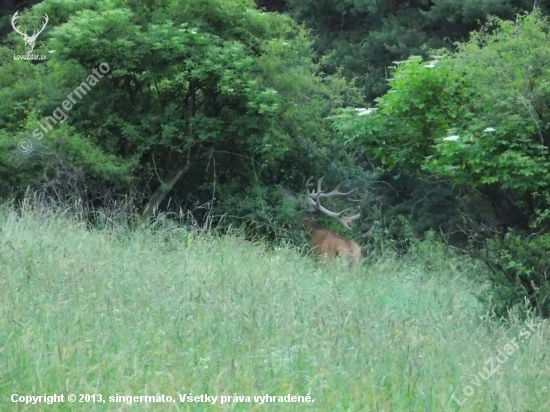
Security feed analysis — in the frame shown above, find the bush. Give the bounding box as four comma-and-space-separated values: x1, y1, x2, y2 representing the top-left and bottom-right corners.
333, 10, 550, 317
479, 232, 550, 318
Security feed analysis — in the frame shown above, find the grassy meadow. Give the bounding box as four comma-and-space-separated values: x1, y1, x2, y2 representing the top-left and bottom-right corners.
0, 206, 549, 411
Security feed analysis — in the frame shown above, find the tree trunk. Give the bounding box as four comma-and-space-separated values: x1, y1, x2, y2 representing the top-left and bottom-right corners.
142, 145, 192, 219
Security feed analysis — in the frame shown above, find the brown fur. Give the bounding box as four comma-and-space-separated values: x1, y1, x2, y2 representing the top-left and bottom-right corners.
303, 219, 361, 265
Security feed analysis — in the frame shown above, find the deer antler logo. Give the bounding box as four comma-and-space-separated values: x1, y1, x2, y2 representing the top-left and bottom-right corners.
11, 11, 49, 55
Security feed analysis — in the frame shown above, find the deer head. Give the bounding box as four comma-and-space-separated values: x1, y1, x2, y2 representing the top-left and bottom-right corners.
304, 176, 361, 229
12, 11, 49, 55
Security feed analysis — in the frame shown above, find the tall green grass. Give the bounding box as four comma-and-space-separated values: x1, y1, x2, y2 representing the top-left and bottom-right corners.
0, 207, 548, 411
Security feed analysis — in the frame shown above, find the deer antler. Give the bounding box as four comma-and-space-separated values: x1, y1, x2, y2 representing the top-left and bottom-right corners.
32, 13, 49, 40
11, 11, 48, 42
305, 176, 361, 229
11, 11, 25, 37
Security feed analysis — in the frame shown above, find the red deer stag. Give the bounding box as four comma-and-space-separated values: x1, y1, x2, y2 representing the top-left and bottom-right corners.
302, 177, 361, 265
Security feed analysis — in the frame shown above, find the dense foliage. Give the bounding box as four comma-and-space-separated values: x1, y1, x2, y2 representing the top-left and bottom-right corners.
0, 0, 363, 238
2, 0, 550, 317
334, 11, 550, 316
284, 0, 545, 101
